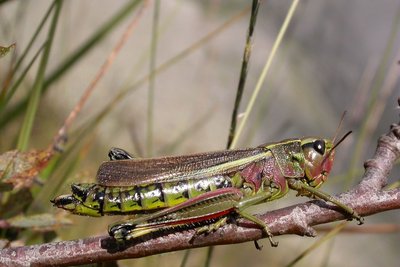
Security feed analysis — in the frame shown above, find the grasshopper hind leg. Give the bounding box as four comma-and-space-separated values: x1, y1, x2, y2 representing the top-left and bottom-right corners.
109, 216, 231, 243
108, 188, 244, 242
109, 188, 280, 248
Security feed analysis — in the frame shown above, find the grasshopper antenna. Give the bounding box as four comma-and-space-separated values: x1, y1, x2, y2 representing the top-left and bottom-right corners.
332, 111, 347, 144
332, 130, 352, 151
322, 130, 352, 167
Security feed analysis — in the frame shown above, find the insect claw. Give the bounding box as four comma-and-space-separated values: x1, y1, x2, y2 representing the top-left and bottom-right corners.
349, 210, 364, 225
268, 237, 279, 247
262, 226, 278, 247
254, 240, 263, 250
356, 216, 364, 225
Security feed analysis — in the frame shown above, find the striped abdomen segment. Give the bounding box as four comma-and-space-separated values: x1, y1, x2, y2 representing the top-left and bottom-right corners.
71, 175, 232, 215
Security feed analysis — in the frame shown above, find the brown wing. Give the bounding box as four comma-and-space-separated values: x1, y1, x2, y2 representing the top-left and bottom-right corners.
96, 147, 266, 186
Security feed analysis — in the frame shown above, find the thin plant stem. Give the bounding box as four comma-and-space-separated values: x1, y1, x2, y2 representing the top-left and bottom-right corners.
286, 222, 347, 267
348, 3, 400, 185
147, 0, 160, 157
227, 0, 261, 148
206, 1, 262, 265
179, 250, 190, 267
203, 246, 213, 267
319, 238, 335, 267
230, 0, 299, 149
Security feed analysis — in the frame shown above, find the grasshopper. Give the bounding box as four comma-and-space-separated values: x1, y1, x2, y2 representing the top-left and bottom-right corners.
52, 132, 362, 247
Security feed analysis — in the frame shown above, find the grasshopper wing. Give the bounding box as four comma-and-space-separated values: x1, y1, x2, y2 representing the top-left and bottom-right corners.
96, 148, 268, 186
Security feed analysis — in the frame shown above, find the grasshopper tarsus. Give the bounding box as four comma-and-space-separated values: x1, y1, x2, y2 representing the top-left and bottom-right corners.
355, 215, 364, 225
261, 225, 279, 247
254, 240, 263, 250
268, 236, 279, 247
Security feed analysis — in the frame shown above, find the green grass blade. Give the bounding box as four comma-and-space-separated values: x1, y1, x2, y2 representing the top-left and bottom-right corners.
10, 1, 55, 77
0, 0, 143, 130
16, 0, 62, 151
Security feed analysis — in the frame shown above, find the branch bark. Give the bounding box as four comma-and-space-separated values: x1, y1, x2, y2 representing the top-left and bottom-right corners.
1, 114, 400, 266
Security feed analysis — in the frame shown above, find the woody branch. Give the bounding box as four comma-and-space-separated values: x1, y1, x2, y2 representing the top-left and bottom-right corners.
1, 108, 400, 266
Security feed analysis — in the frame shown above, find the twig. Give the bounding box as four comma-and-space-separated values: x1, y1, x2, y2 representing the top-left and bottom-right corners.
1, 101, 400, 266
0, 188, 398, 266
50, 0, 149, 153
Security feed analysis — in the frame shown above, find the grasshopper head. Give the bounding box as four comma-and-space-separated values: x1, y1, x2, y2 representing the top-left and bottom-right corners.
300, 130, 351, 188
301, 138, 335, 188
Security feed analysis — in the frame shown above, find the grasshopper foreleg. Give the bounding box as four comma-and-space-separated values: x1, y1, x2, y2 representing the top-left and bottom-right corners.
288, 180, 364, 224
234, 191, 278, 247
108, 147, 134, 160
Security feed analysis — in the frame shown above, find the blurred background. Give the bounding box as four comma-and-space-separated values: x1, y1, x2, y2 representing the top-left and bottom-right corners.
0, 0, 399, 266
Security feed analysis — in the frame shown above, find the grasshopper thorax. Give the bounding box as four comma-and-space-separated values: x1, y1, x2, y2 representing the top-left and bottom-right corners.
300, 138, 335, 188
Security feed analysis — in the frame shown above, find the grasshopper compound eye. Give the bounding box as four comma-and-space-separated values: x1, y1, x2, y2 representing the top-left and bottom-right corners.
313, 140, 325, 155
